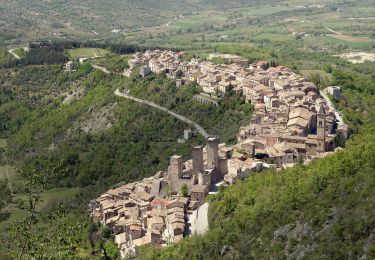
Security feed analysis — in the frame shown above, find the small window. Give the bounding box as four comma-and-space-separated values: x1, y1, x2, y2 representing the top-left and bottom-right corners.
319, 121, 322, 126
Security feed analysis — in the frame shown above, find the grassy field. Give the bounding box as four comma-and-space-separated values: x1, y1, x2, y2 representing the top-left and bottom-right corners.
0, 49, 14, 64
0, 165, 16, 181
68, 48, 110, 58
0, 139, 7, 148
13, 48, 25, 58
327, 34, 372, 43
300, 69, 333, 80
37, 187, 79, 211
0, 187, 79, 230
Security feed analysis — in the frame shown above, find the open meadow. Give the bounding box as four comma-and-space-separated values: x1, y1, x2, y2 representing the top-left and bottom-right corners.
68, 48, 110, 58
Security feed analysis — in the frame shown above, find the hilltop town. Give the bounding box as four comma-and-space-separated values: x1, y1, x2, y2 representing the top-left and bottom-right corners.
91, 50, 348, 258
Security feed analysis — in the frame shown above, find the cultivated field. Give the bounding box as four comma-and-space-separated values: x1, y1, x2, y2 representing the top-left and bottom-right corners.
68, 48, 110, 58
1, 0, 375, 55
327, 34, 372, 43
335, 52, 375, 63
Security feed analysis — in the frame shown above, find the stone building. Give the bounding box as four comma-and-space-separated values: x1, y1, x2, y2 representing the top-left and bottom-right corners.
140, 66, 152, 77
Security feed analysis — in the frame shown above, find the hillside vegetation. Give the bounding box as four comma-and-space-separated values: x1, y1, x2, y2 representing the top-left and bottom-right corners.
138, 126, 375, 259
136, 63, 375, 259
0, 54, 251, 257
0, 39, 375, 258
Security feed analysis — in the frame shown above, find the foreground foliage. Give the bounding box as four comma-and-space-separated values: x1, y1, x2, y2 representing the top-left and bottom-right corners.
138, 124, 375, 260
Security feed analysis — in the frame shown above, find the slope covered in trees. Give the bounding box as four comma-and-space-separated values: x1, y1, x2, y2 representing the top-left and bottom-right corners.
0, 58, 251, 258
135, 56, 375, 259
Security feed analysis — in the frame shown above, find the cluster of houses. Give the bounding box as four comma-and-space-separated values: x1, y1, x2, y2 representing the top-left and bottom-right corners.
91, 136, 272, 258
127, 50, 348, 169
91, 172, 188, 258
92, 50, 348, 258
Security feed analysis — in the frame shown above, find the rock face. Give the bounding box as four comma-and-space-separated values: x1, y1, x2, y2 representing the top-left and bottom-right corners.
62, 84, 84, 104
79, 103, 118, 133
220, 245, 240, 259
273, 222, 315, 259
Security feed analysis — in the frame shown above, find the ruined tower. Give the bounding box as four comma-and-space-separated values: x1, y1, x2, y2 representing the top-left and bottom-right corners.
207, 137, 219, 168
198, 168, 212, 187
169, 155, 183, 192
218, 157, 228, 177
316, 105, 326, 153
207, 136, 222, 183
192, 145, 203, 184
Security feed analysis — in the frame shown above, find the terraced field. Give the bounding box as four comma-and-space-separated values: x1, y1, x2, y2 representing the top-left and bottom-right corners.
1, 0, 375, 55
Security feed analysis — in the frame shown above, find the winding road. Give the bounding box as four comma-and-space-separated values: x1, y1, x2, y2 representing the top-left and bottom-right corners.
115, 89, 210, 138
92, 63, 210, 138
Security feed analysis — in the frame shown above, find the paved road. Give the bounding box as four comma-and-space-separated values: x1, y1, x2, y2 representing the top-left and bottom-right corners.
8, 49, 20, 60
188, 202, 209, 235
115, 89, 210, 138
320, 91, 344, 125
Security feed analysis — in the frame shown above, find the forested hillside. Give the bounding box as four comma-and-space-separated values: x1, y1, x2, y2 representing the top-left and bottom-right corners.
0, 53, 251, 257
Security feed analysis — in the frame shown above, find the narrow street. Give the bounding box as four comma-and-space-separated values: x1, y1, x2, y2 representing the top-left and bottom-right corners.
320, 91, 344, 125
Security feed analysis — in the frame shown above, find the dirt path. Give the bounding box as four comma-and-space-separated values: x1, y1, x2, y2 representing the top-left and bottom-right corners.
8, 49, 20, 60
4, 165, 13, 194
92, 65, 111, 74
115, 89, 210, 138
326, 28, 342, 35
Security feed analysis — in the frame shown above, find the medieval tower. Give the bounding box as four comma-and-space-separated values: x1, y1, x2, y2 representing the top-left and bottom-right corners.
207, 137, 219, 168
169, 155, 183, 192
192, 145, 204, 184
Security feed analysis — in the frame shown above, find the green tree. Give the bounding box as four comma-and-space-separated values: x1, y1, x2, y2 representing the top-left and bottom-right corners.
181, 184, 188, 197
104, 240, 120, 259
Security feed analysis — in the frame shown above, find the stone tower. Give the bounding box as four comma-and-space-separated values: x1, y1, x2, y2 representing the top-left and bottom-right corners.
198, 168, 212, 187
218, 157, 228, 177
169, 155, 183, 192
207, 137, 219, 168
316, 105, 326, 153
192, 145, 203, 184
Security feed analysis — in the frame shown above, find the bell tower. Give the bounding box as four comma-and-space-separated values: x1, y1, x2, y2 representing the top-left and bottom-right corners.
316, 105, 326, 152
